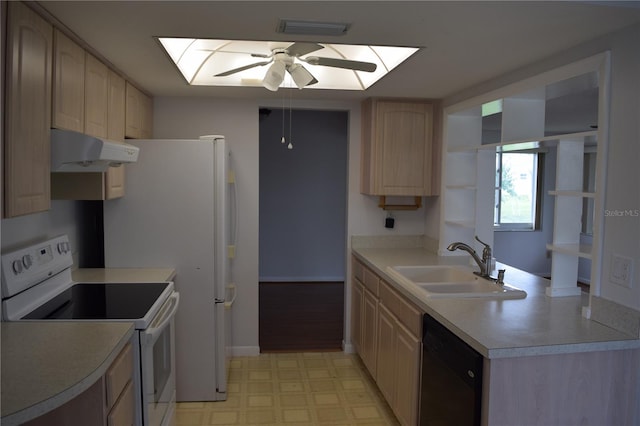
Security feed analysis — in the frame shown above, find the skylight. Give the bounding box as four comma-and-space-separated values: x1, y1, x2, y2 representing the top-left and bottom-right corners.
157, 38, 420, 91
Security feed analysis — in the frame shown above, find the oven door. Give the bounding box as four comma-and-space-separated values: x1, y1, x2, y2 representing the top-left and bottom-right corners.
140, 292, 179, 426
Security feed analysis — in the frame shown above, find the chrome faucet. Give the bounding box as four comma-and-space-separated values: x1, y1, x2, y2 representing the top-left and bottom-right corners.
447, 236, 493, 278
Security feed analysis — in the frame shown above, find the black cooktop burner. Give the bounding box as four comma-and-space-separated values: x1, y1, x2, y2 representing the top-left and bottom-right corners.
23, 282, 170, 320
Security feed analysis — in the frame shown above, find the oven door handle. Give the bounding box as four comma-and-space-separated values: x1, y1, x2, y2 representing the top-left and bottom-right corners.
142, 292, 180, 346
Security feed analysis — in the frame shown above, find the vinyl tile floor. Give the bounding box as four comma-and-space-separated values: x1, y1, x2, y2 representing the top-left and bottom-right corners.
175, 352, 400, 426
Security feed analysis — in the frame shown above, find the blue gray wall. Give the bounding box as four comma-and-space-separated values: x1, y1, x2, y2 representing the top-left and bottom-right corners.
259, 108, 348, 281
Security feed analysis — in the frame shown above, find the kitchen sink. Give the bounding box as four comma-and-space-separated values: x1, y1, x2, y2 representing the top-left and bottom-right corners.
386, 265, 527, 299
389, 265, 478, 283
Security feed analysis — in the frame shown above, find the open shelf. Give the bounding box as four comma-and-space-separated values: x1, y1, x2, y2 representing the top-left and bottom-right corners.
546, 243, 593, 260
548, 190, 596, 198
447, 130, 597, 153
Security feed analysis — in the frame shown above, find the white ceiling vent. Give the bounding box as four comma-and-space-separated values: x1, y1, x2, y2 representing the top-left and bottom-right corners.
276, 19, 350, 36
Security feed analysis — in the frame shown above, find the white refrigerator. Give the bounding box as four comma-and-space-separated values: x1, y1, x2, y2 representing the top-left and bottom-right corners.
103, 135, 235, 402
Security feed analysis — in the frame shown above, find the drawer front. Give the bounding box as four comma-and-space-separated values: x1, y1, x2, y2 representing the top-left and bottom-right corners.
106, 342, 133, 409
379, 280, 421, 337
362, 266, 380, 296
108, 380, 135, 426
352, 257, 364, 282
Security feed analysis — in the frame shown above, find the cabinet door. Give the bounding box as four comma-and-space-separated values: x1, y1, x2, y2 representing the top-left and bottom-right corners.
107, 70, 125, 141
375, 101, 433, 195
84, 53, 109, 138
125, 81, 141, 138
361, 289, 378, 376
140, 90, 153, 138
394, 323, 421, 426
4, 1, 53, 218
351, 279, 364, 354
376, 304, 396, 403
106, 70, 126, 199
107, 381, 135, 426
52, 29, 85, 131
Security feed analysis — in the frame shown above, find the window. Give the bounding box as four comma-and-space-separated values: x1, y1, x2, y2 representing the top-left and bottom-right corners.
494, 152, 542, 230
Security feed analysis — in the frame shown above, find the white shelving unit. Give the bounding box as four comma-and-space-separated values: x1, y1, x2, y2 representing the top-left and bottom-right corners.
439, 53, 610, 306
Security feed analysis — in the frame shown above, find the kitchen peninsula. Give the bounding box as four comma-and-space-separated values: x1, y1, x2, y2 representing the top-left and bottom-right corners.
351, 235, 640, 425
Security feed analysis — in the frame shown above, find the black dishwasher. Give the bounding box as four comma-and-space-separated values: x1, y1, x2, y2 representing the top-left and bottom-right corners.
420, 314, 483, 426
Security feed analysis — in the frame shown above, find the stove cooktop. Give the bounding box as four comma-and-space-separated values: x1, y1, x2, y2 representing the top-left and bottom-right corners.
23, 282, 171, 320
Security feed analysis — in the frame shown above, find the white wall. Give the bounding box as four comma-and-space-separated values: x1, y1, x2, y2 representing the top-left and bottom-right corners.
446, 23, 640, 312
153, 96, 429, 353
1, 201, 86, 266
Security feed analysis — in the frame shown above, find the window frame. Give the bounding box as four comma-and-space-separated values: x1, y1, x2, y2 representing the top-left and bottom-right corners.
494, 151, 544, 231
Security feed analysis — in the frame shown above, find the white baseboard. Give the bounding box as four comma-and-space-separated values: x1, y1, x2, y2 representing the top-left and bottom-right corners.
342, 341, 355, 354
259, 276, 345, 282
229, 346, 260, 357
578, 275, 591, 285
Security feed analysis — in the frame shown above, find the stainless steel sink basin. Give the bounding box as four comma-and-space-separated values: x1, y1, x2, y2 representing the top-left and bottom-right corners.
386, 265, 527, 299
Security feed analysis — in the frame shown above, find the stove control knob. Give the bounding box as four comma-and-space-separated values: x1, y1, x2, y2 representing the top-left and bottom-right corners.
22, 254, 33, 270
12, 259, 23, 274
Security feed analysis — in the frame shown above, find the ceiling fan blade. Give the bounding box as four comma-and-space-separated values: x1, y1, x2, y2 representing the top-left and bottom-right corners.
285, 42, 324, 57
303, 56, 377, 72
214, 60, 272, 77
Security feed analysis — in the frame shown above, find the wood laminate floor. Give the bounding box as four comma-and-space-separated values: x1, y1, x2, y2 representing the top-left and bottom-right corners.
176, 352, 399, 426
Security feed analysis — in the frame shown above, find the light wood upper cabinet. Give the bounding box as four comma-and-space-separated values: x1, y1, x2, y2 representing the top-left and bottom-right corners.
361, 98, 441, 196
106, 70, 126, 199
84, 52, 109, 138
51, 56, 127, 200
52, 28, 85, 132
107, 70, 126, 141
125, 81, 153, 139
4, 1, 53, 218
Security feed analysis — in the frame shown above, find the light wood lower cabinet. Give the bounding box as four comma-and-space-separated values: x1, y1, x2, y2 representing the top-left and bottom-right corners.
377, 281, 421, 426
351, 256, 422, 426
23, 342, 135, 426
361, 287, 378, 376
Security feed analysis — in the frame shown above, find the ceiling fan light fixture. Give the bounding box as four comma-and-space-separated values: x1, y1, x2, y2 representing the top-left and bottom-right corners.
158, 37, 420, 90
277, 19, 350, 36
288, 64, 315, 89
262, 60, 286, 91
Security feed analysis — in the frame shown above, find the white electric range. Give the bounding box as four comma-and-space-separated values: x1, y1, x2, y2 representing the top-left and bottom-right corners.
1, 235, 178, 426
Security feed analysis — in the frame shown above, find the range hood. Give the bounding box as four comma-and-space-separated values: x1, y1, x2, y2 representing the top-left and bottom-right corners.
51, 128, 140, 172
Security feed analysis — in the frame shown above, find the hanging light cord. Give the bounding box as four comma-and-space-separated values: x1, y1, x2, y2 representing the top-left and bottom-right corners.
281, 93, 286, 144
288, 88, 293, 149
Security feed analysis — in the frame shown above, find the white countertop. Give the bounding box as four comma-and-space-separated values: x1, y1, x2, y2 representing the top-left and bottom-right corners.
0, 322, 134, 425
353, 246, 640, 359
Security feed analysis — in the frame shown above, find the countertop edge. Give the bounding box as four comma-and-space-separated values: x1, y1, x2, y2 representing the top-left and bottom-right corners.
1, 323, 135, 426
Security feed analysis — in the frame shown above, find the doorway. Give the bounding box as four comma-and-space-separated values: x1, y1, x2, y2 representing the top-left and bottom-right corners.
258, 107, 348, 351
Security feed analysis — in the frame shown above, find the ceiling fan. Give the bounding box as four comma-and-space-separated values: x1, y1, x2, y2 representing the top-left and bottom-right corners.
213, 42, 377, 91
